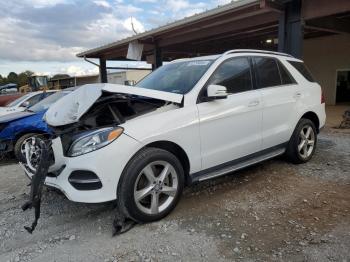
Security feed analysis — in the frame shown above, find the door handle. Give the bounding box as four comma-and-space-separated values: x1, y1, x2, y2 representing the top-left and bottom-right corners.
248, 100, 260, 107
294, 92, 302, 99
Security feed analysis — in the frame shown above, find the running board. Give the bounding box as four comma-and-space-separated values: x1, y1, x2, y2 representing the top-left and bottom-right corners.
190, 145, 286, 183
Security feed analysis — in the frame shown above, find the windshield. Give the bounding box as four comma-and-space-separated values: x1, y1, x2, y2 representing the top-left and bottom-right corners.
29, 91, 69, 112
137, 60, 213, 94
6, 93, 32, 107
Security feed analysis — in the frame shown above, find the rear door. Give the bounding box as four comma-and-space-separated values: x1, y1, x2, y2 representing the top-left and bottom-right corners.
253, 56, 300, 149
197, 56, 263, 170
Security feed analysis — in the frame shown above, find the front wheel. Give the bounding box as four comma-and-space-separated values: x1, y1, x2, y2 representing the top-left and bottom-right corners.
286, 118, 317, 164
117, 148, 184, 223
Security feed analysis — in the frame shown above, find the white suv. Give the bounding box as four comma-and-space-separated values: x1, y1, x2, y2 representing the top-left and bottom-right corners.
22, 50, 326, 223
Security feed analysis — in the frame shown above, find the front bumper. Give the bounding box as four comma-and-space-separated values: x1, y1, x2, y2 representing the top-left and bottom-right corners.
21, 134, 142, 203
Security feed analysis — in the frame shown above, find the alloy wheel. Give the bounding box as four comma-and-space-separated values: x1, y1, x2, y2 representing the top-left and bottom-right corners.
298, 125, 315, 159
20, 136, 44, 172
134, 160, 178, 215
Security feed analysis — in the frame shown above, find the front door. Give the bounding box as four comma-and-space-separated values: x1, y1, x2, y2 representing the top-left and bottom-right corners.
197, 57, 263, 170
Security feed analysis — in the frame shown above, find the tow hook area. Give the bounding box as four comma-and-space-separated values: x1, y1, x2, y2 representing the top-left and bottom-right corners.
21, 138, 50, 234
19, 136, 137, 235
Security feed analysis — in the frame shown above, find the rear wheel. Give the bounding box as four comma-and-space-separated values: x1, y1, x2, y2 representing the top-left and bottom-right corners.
286, 118, 317, 164
117, 147, 184, 223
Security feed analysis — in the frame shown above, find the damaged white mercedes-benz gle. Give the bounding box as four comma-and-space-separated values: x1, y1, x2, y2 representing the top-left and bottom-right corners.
20, 50, 326, 224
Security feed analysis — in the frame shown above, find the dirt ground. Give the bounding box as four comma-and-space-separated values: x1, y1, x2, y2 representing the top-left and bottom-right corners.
1, 126, 349, 262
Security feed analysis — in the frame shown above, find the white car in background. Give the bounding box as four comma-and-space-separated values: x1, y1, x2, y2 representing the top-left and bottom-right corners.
22, 50, 326, 224
0, 90, 57, 116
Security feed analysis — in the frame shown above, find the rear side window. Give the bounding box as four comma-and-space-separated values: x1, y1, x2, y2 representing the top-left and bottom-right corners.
288, 61, 315, 82
207, 57, 253, 94
277, 60, 296, 85
254, 57, 281, 88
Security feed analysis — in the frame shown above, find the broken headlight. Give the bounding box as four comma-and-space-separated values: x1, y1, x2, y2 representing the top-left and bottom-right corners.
68, 127, 123, 157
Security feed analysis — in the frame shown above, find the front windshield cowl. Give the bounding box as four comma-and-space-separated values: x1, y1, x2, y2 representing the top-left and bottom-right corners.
137, 60, 213, 94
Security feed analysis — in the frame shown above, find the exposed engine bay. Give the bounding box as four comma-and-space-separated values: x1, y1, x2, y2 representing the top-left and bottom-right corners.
50, 92, 173, 156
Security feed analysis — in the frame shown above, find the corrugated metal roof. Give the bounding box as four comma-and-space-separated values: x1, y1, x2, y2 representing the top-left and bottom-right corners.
76, 0, 259, 57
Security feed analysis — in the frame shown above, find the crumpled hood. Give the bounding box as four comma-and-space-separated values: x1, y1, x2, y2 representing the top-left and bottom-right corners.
45, 83, 183, 127
0, 110, 35, 124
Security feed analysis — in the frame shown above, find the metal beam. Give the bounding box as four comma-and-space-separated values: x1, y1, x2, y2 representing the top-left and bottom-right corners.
305, 17, 350, 34
107, 67, 151, 71
99, 58, 108, 83
159, 12, 278, 47
302, 0, 350, 20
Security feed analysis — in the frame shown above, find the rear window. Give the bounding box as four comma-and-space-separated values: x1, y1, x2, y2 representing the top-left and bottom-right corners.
288, 61, 316, 82
277, 60, 296, 85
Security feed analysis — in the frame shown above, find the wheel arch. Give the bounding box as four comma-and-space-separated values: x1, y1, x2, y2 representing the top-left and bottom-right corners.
300, 111, 320, 133
142, 140, 191, 185
14, 130, 50, 143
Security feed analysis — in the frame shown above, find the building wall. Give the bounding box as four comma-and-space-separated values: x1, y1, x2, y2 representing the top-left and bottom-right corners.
126, 70, 151, 84
76, 75, 99, 86
108, 70, 151, 85
303, 34, 350, 105
108, 72, 126, 84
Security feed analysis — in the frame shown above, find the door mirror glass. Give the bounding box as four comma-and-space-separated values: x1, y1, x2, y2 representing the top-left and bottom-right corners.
207, 84, 228, 99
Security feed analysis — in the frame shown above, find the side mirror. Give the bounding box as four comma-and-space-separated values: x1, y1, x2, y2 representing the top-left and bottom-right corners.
207, 84, 228, 100
21, 101, 30, 108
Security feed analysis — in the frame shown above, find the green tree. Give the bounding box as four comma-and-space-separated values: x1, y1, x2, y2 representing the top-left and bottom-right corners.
7, 72, 18, 84
51, 74, 70, 80
17, 72, 29, 87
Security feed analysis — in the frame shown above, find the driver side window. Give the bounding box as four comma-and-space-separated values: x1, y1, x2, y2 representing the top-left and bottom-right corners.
207, 57, 253, 94
22, 94, 41, 107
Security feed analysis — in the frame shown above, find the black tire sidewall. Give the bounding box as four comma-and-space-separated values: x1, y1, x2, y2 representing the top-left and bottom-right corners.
117, 147, 184, 223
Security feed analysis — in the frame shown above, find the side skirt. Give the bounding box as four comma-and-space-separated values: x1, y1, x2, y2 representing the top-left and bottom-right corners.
189, 143, 287, 183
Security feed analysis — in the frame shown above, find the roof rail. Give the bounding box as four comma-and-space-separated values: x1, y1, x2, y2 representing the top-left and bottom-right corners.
222, 49, 293, 58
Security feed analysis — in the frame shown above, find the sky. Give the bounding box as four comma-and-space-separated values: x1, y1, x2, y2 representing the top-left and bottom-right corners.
0, 0, 237, 77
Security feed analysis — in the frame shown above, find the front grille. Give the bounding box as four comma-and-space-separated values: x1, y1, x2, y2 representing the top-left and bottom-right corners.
68, 171, 102, 191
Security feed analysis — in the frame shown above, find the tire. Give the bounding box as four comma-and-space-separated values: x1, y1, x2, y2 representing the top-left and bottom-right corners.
14, 133, 44, 162
286, 118, 317, 164
117, 147, 185, 223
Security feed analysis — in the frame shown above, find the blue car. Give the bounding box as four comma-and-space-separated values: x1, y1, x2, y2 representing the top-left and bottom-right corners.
0, 90, 72, 159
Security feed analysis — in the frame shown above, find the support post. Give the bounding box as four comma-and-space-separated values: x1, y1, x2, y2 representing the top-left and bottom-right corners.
152, 44, 162, 70
99, 58, 108, 83
278, 0, 304, 58
278, 11, 285, 52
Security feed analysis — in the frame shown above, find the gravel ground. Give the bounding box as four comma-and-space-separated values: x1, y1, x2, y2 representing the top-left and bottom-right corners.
0, 128, 349, 262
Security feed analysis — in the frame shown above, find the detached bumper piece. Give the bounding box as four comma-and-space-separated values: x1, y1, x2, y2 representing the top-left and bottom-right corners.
0, 139, 13, 153
21, 138, 50, 234
68, 171, 102, 191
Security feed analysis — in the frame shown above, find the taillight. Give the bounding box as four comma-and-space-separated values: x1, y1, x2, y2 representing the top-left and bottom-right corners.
321, 89, 325, 104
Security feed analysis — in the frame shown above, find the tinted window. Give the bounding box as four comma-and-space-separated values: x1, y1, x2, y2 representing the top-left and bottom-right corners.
255, 57, 281, 88
277, 61, 296, 85
288, 61, 315, 82
207, 57, 252, 94
24, 94, 41, 107
29, 91, 70, 112
42, 92, 55, 99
